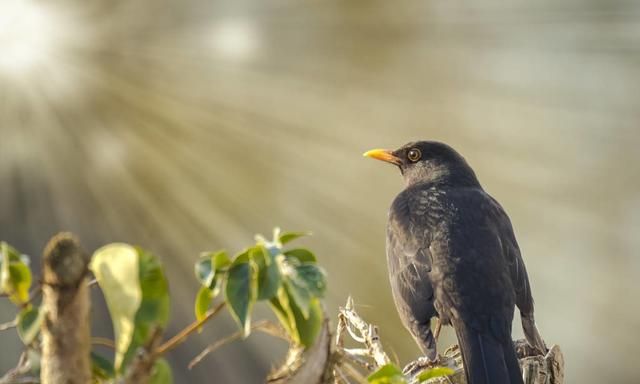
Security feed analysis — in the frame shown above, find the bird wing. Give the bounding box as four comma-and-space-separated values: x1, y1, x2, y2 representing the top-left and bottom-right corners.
386, 189, 438, 326
486, 194, 546, 352
484, 195, 534, 315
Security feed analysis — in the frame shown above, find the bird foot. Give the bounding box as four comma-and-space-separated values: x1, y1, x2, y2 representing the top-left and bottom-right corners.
402, 355, 440, 376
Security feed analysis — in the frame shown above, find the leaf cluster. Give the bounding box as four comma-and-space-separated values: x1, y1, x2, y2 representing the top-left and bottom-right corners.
194, 228, 327, 347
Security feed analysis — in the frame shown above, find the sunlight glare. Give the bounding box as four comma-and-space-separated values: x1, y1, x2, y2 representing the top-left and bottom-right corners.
0, 0, 63, 76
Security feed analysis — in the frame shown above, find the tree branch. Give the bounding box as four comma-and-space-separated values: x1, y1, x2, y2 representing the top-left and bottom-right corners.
40, 233, 91, 384
153, 301, 226, 357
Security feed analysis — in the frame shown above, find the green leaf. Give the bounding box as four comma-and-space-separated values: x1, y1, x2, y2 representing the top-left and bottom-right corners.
281, 258, 327, 319
211, 251, 232, 270
17, 306, 42, 345
368, 363, 406, 384
7, 263, 32, 304
150, 358, 173, 384
279, 231, 310, 245
0, 242, 32, 305
90, 243, 141, 371
194, 258, 213, 287
224, 255, 256, 337
254, 247, 281, 300
289, 296, 324, 348
91, 352, 115, 380
284, 272, 312, 319
195, 251, 231, 289
294, 264, 327, 297
194, 286, 213, 322
284, 248, 317, 263
122, 247, 171, 369
417, 367, 455, 382
271, 285, 323, 348
269, 288, 298, 343
90, 244, 170, 372
0, 242, 24, 263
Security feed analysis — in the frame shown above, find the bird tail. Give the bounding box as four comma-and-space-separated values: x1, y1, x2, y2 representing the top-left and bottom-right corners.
452, 319, 523, 384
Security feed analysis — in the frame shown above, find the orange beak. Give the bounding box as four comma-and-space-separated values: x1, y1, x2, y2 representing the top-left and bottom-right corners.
363, 149, 402, 166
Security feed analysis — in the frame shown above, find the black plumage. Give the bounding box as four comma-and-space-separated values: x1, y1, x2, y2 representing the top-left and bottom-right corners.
365, 141, 546, 384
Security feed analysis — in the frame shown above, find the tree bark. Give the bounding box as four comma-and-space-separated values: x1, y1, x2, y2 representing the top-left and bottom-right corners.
41, 233, 91, 384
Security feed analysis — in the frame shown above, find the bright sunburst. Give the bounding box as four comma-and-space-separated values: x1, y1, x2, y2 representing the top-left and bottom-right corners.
0, 0, 65, 77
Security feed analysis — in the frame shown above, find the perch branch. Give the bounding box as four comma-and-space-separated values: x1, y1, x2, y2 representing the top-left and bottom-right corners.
331, 297, 564, 384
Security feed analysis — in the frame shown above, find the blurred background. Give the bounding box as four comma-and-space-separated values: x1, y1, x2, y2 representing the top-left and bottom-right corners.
1, 0, 639, 382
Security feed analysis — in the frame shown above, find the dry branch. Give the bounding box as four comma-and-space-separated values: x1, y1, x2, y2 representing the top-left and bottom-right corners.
336, 296, 390, 369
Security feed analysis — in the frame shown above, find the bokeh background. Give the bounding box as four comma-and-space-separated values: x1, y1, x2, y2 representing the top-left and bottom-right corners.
1, 0, 639, 383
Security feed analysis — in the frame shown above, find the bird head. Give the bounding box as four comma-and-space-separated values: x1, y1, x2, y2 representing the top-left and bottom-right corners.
364, 141, 480, 187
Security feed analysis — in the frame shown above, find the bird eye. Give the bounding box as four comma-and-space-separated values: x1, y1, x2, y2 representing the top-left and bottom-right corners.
407, 148, 421, 162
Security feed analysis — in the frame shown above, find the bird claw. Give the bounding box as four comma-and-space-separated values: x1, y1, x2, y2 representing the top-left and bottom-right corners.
402, 355, 440, 376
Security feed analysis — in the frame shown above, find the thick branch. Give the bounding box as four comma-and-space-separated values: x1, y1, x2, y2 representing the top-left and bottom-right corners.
41, 233, 91, 384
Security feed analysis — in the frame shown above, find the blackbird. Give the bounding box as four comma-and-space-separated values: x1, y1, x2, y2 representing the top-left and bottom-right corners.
364, 141, 546, 384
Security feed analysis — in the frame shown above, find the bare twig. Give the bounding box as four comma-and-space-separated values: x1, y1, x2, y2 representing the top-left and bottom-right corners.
189, 320, 287, 369
0, 318, 17, 331
153, 301, 226, 357
0, 351, 32, 384
92, 337, 116, 349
